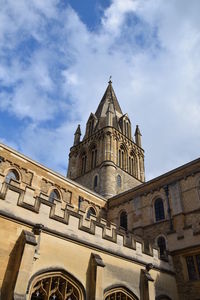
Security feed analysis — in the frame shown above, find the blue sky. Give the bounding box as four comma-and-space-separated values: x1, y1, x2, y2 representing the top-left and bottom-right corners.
0, 0, 200, 180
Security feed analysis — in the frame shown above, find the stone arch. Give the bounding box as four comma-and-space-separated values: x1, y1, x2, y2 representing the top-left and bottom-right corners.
118, 143, 128, 170
104, 285, 139, 300
27, 268, 86, 300
154, 197, 165, 222
119, 210, 128, 231
79, 148, 87, 175
129, 150, 138, 177
150, 194, 166, 223
5, 167, 21, 183
89, 142, 97, 169
156, 234, 167, 258
48, 188, 62, 203
86, 205, 97, 219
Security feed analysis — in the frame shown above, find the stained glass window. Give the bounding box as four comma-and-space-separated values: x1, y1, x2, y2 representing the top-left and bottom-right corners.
30, 274, 82, 300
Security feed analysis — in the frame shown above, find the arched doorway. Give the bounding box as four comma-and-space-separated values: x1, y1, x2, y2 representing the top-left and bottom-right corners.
29, 271, 84, 300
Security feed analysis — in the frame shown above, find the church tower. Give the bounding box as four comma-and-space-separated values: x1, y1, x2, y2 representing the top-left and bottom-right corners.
67, 80, 145, 198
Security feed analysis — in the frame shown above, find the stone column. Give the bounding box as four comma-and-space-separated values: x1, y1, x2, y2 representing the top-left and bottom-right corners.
88, 253, 105, 300
13, 230, 37, 300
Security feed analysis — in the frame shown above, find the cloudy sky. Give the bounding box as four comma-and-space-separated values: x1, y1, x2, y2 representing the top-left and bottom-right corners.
0, 0, 199, 180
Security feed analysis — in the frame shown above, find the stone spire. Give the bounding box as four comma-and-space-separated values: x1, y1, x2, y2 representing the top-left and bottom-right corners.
134, 125, 142, 147
73, 124, 81, 146
95, 80, 123, 131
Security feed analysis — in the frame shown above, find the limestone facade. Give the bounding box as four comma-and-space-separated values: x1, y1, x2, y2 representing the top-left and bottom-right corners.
0, 82, 199, 300
0, 143, 177, 300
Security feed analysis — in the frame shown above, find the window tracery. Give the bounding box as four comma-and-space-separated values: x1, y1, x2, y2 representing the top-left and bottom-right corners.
30, 274, 83, 300
105, 288, 136, 300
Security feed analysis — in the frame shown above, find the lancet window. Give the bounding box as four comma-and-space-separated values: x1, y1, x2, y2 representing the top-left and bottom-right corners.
129, 151, 136, 176
49, 189, 60, 203
105, 288, 137, 300
94, 175, 98, 189
154, 198, 165, 221
86, 206, 96, 219
157, 236, 167, 257
91, 145, 97, 169
30, 273, 83, 300
118, 145, 126, 170
5, 169, 20, 183
120, 211, 128, 231
81, 152, 87, 174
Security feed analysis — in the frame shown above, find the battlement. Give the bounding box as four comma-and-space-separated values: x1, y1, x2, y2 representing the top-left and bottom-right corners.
0, 173, 174, 273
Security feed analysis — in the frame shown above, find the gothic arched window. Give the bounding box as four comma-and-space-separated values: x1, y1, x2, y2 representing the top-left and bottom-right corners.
81, 152, 87, 174
5, 169, 20, 183
154, 198, 165, 221
30, 272, 84, 300
105, 287, 137, 300
49, 189, 60, 203
86, 206, 96, 219
94, 175, 98, 189
117, 174, 121, 187
129, 151, 136, 176
91, 145, 97, 169
120, 211, 128, 230
157, 236, 167, 257
118, 145, 126, 169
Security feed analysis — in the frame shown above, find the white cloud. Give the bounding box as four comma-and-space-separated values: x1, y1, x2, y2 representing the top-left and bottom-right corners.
0, 0, 200, 180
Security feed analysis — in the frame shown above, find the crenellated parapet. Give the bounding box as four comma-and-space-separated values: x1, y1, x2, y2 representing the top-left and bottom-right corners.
0, 161, 173, 273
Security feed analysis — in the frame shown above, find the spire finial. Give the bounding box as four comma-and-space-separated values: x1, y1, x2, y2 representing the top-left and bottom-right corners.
108, 75, 112, 84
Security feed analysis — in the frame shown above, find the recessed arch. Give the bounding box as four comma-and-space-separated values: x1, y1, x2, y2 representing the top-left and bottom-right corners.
154, 198, 165, 221
119, 210, 128, 231
104, 285, 139, 300
157, 235, 167, 257
86, 206, 96, 219
27, 269, 85, 300
49, 189, 61, 203
5, 168, 20, 183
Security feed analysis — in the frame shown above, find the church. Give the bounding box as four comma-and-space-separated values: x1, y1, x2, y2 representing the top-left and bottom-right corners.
0, 81, 199, 300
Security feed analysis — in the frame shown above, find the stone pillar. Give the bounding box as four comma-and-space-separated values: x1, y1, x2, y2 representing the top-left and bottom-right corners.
140, 264, 154, 300
13, 230, 37, 300
88, 253, 105, 300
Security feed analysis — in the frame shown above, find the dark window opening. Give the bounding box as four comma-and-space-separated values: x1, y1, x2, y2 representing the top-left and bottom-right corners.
81, 153, 87, 174
186, 254, 200, 280
154, 198, 165, 221
157, 236, 167, 257
5, 169, 19, 183
94, 175, 98, 188
87, 207, 96, 219
49, 189, 60, 203
120, 211, 128, 230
